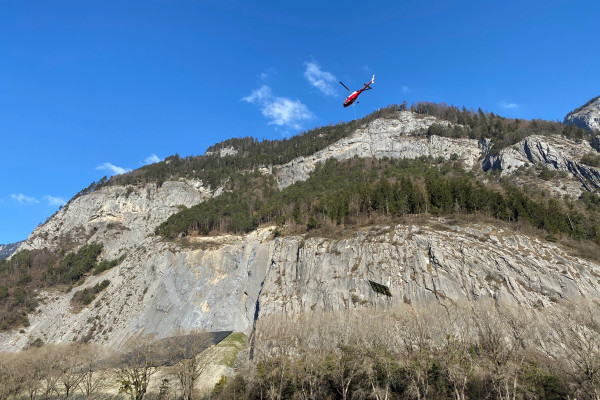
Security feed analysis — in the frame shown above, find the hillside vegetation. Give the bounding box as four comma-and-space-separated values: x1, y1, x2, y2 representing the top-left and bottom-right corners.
6, 103, 599, 332
0, 244, 125, 332
156, 157, 600, 251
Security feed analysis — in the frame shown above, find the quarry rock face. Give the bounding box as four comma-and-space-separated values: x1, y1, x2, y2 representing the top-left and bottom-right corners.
564, 95, 600, 133
264, 223, 600, 317
3, 219, 600, 352
3, 110, 600, 352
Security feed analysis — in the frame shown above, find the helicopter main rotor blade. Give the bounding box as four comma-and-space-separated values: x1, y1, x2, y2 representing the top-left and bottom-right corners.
339, 81, 351, 92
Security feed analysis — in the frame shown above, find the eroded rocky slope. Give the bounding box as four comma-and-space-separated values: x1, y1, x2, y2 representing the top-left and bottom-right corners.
20, 180, 213, 258
276, 111, 479, 189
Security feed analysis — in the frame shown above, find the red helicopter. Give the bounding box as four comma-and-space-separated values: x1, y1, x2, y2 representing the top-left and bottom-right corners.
340, 75, 374, 107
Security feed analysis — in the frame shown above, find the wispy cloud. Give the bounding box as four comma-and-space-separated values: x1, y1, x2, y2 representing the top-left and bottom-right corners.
244, 85, 271, 104
243, 85, 314, 129
44, 195, 66, 207
143, 154, 161, 165
96, 162, 130, 176
304, 61, 337, 96
402, 85, 411, 93
500, 101, 519, 110
259, 68, 276, 82
11, 193, 39, 205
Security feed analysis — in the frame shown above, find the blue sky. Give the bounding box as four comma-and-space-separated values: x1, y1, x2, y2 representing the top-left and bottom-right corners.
1, 0, 599, 244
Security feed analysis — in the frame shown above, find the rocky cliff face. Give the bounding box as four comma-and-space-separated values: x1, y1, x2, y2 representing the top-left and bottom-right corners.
2, 110, 600, 352
258, 221, 600, 316
3, 219, 599, 352
20, 180, 213, 259
485, 134, 600, 195
564, 95, 600, 132
276, 111, 480, 189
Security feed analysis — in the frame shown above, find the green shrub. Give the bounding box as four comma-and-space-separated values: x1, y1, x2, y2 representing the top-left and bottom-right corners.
0, 286, 8, 302
71, 279, 111, 309
55, 243, 103, 283
93, 253, 127, 275
538, 167, 556, 181
580, 152, 600, 167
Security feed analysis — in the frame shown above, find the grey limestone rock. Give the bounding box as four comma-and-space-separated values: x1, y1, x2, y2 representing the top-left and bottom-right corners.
485, 134, 600, 194
564, 95, 600, 133
275, 111, 481, 189
3, 221, 599, 352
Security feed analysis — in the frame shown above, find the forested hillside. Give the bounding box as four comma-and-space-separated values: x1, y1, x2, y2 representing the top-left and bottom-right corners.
157, 157, 600, 257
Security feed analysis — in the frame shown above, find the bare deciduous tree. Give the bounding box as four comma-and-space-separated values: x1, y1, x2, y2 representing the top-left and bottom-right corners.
51, 343, 86, 399
553, 299, 600, 400
165, 330, 213, 400
115, 336, 159, 400
329, 343, 367, 400
77, 343, 107, 399
0, 352, 21, 400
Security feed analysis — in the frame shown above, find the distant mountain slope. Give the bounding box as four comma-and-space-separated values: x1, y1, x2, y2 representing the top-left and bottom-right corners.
564, 95, 600, 132
0, 241, 22, 260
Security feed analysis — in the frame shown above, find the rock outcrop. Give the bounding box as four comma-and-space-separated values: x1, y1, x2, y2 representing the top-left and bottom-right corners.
592, 136, 600, 152
276, 111, 480, 189
484, 134, 600, 195
259, 222, 600, 315
20, 180, 213, 259
564, 95, 600, 133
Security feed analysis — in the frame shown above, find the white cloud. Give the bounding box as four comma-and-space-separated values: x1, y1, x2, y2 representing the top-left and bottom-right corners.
143, 154, 161, 165
44, 195, 66, 207
264, 97, 313, 128
96, 162, 130, 176
304, 61, 337, 96
500, 101, 519, 110
243, 85, 314, 129
11, 193, 39, 205
243, 85, 273, 104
